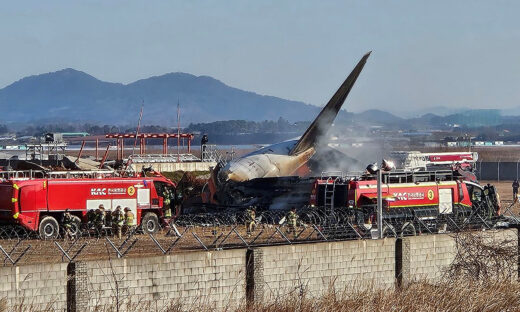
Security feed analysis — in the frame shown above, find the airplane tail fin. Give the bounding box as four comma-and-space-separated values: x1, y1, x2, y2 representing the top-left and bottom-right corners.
289, 52, 371, 156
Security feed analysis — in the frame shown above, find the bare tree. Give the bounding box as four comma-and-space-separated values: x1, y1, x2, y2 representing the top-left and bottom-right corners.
445, 231, 517, 281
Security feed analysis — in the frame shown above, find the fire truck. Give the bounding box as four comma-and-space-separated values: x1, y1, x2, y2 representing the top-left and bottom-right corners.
309, 169, 500, 236
389, 151, 478, 171
0, 171, 175, 238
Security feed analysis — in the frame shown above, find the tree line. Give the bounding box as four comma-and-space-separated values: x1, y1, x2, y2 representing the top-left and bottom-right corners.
2, 118, 309, 138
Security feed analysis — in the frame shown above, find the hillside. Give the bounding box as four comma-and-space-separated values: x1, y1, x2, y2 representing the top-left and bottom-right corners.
0, 69, 322, 125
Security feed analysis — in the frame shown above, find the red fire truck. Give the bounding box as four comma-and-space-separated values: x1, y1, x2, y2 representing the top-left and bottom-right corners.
309, 170, 500, 236
0, 171, 175, 238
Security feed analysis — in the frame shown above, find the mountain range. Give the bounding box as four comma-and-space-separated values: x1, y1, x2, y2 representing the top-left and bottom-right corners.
0, 68, 516, 128
0, 69, 323, 125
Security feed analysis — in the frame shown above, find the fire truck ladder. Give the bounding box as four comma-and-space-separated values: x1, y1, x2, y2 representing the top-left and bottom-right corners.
323, 174, 342, 215
324, 178, 335, 214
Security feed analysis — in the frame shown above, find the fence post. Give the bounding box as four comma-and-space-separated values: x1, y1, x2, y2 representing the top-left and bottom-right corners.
516, 159, 520, 180
395, 238, 402, 288
67, 261, 88, 312
246, 248, 264, 307
377, 169, 383, 239
498, 159, 501, 182
246, 249, 254, 307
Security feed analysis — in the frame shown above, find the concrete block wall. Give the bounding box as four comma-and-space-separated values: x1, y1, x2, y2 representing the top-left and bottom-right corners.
399, 228, 518, 283
0, 262, 67, 311
399, 233, 456, 283
83, 249, 246, 311
0, 229, 517, 311
250, 238, 396, 301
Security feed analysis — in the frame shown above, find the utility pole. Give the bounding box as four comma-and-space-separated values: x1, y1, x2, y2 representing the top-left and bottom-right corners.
377, 169, 383, 239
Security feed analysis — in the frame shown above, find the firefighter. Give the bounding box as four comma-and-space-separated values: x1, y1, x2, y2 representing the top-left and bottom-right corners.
513, 180, 519, 202
112, 206, 124, 239
245, 206, 256, 237
95, 204, 106, 235
105, 207, 113, 228
87, 209, 96, 228
286, 207, 299, 237
163, 188, 172, 219
175, 190, 183, 216
61, 209, 74, 240
201, 134, 209, 160
123, 207, 135, 235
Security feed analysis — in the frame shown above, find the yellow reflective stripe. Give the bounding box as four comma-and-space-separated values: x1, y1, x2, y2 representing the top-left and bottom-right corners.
388, 203, 437, 208
11, 198, 17, 203
12, 184, 19, 190
13, 212, 19, 219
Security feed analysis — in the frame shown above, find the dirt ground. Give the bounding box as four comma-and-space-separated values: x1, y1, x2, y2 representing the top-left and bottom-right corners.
0, 225, 319, 266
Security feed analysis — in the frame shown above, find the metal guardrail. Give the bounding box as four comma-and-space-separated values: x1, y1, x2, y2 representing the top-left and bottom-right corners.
129, 154, 201, 163
202, 144, 225, 163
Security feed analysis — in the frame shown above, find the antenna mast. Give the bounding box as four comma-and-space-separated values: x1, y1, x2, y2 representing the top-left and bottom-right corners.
132, 103, 144, 156
177, 100, 181, 162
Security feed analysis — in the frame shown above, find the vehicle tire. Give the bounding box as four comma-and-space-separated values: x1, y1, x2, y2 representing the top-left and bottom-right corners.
142, 212, 160, 234
39, 216, 60, 239
68, 216, 82, 238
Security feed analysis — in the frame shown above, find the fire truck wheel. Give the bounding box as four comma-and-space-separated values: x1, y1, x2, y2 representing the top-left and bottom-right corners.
142, 212, 160, 234
39, 216, 60, 239
68, 216, 82, 238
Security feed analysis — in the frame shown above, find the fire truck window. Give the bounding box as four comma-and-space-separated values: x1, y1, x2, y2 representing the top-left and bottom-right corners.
154, 182, 166, 195
468, 185, 482, 202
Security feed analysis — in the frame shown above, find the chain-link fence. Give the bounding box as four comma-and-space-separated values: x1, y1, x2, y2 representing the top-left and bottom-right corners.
0, 201, 518, 266
477, 161, 520, 181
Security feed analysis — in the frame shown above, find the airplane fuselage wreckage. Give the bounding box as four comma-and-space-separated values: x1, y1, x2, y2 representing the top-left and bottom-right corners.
205, 52, 371, 207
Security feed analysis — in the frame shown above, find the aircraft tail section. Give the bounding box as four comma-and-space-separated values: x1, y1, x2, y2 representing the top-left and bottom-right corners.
289, 52, 371, 156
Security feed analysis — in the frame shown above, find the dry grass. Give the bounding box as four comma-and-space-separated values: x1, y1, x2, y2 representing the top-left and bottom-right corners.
229, 280, 520, 312
5, 280, 520, 312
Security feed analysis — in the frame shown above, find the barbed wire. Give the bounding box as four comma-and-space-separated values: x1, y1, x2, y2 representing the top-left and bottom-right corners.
0, 200, 517, 266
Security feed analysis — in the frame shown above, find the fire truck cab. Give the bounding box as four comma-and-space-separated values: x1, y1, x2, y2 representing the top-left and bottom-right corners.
0, 172, 176, 238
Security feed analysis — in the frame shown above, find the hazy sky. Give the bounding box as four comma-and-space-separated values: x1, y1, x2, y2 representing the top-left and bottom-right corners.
1, 1, 520, 115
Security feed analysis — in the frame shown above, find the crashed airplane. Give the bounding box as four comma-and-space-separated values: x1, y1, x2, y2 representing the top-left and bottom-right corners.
205, 52, 371, 207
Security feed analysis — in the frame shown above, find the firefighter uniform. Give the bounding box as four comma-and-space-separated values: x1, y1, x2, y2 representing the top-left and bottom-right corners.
62, 210, 74, 239
287, 208, 298, 237
124, 208, 135, 234
95, 206, 106, 235
87, 209, 96, 227
245, 207, 256, 237
513, 180, 519, 202
163, 189, 172, 218
112, 206, 124, 239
